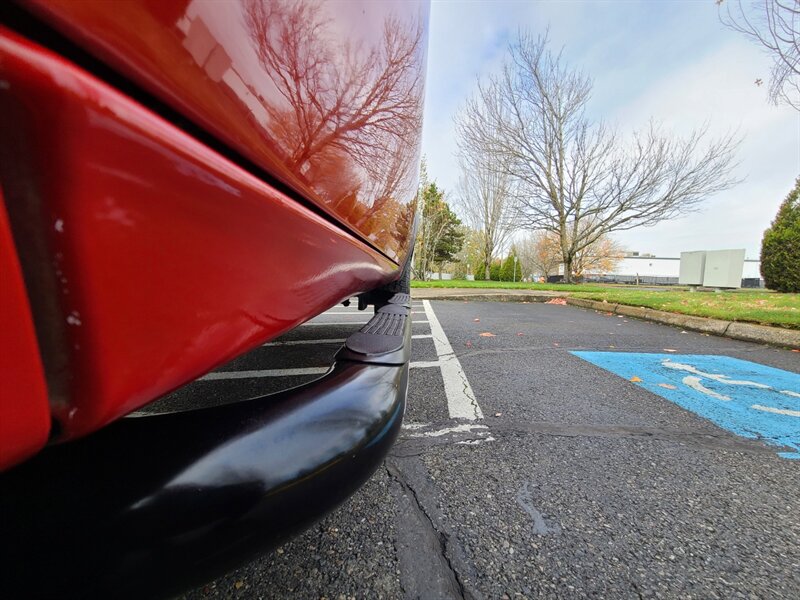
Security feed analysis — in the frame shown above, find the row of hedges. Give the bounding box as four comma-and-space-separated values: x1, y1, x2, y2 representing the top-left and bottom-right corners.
469, 254, 524, 281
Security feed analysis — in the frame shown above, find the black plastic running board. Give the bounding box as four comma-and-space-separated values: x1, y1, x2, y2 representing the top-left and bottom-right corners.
342, 294, 411, 358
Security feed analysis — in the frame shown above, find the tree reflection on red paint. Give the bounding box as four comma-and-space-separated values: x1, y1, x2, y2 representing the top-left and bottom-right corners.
244, 0, 423, 257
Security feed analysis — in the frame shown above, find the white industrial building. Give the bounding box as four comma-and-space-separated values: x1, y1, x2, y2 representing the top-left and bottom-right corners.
582, 252, 763, 287
612, 255, 761, 278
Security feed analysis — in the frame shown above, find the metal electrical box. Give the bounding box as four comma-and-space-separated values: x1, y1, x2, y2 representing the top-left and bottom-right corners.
702, 249, 745, 288
679, 251, 706, 286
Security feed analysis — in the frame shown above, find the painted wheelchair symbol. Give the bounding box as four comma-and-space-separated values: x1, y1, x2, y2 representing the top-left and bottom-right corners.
662, 359, 800, 417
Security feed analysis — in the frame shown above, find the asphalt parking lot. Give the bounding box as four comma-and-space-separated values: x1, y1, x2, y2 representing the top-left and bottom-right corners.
151, 298, 800, 599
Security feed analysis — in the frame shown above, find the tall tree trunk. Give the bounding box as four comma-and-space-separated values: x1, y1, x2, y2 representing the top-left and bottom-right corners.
560, 228, 572, 284
562, 252, 573, 284
484, 238, 493, 280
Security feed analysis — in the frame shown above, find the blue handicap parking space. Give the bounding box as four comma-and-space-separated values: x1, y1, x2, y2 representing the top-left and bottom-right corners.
572, 352, 800, 459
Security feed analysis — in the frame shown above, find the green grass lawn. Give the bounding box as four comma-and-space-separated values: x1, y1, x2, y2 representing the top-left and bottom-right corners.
572, 288, 799, 329
411, 279, 800, 329
411, 279, 615, 292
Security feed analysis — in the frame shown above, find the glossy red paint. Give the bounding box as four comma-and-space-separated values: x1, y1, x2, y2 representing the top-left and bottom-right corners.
23, 0, 427, 263
0, 28, 399, 452
0, 187, 50, 469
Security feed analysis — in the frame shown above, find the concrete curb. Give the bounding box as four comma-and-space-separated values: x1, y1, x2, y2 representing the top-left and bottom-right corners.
565, 297, 800, 349
412, 293, 558, 303
411, 289, 800, 349
725, 322, 800, 348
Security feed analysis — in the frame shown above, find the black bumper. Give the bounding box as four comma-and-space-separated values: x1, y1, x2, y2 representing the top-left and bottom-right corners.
0, 293, 412, 599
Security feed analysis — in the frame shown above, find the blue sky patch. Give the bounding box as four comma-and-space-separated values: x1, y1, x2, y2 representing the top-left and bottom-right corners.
571, 352, 800, 459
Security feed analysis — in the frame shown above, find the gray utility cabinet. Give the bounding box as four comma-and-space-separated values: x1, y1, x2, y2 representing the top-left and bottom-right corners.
679, 249, 746, 288
703, 249, 745, 288
679, 251, 706, 285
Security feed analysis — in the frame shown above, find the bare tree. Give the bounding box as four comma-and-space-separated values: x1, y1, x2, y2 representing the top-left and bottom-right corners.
455, 92, 518, 279
461, 32, 740, 283
517, 229, 622, 280
719, 0, 800, 110
572, 233, 625, 278
516, 231, 561, 280
245, 0, 424, 254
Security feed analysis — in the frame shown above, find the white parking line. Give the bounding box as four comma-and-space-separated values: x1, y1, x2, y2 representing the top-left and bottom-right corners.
263, 338, 346, 347
263, 334, 432, 347
314, 314, 372, 319
201, 367, 328, 380
322, 309, 425, 314
410, 360, 441, 369
407, 423, 489, 437
401, 422, 430, 430
204, 355, 438, 381
301, 320, 429, 326
400, 422, 495, 445
422, 300, 483, 420
201, 304, 439, 383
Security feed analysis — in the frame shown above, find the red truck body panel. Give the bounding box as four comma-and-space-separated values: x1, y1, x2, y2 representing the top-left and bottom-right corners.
0, 27, 401, 449
0, 187, 51, 469
25, 0, 427, 263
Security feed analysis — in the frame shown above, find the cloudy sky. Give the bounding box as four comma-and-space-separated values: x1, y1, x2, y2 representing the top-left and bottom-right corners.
420, 0, 800, 259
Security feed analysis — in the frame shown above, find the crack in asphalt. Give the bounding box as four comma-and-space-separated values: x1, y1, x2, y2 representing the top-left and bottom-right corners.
455, 344, 768, 361
433, 344, 482, 420
488, 420, 782, 453
390, 419, 778, 458
385, 460, 467, 600
466, 381, 481, 419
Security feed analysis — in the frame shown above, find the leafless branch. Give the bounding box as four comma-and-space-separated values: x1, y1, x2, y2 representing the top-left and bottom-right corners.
719, 0, 800, 109
459, 31, 741, 282
454, 85, 520, 279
